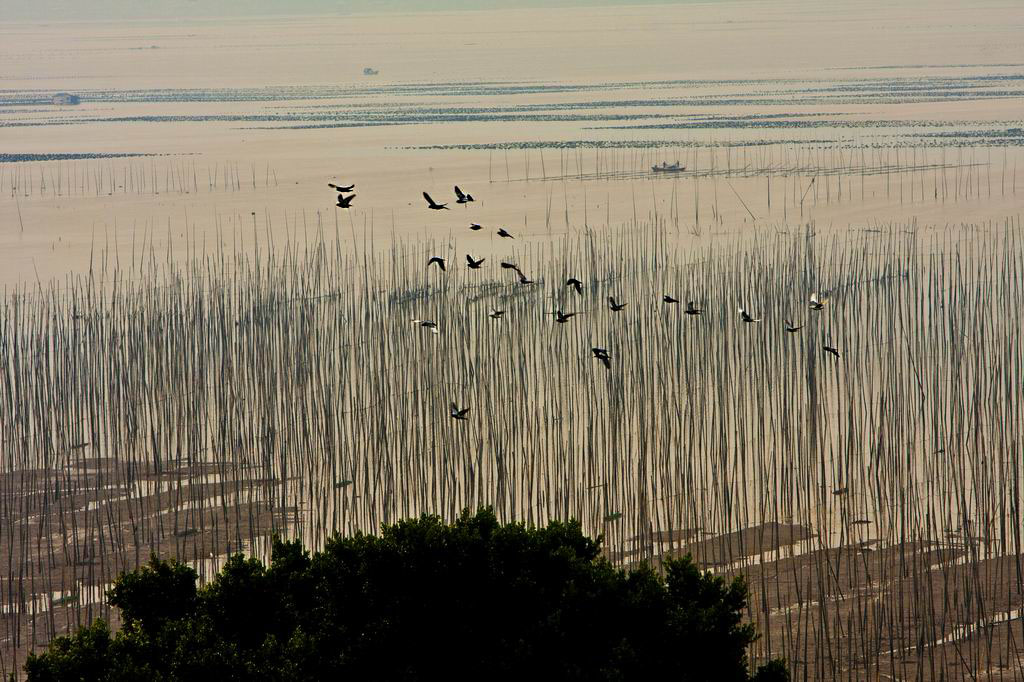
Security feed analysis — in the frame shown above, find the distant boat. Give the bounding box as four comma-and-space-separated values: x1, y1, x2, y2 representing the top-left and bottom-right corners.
363, 67, 379, 76
651, 161, 685, 172
51, 92, 80, 106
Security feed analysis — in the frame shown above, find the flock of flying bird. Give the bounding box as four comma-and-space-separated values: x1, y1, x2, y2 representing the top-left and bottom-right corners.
327, 181, 841, 422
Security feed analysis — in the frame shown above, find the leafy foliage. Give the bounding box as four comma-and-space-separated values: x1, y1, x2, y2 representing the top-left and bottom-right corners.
26, 508, 788, 681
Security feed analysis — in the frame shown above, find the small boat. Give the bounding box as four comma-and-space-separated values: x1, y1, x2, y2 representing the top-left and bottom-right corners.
651, 161, 685, 172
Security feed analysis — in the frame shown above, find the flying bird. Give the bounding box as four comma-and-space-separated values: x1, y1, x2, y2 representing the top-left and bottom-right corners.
809, 293, 828, 310
608, 297, 627, 311
470, 223, 483, 231
553, 310, 577, 324
427, 256, 446, 271
328, 183, 355, 192
497, 228, 514, 239
823, 345, 841, 358
466, 255, 485, 269
591, 347, 611, 369
500, 261, 533, 284
336, 194, 356, 208
663, 295, 679, 304
739, 307, 761, 323
423, 192, 449, 210
488, 309, 505, 319
450, 403, 470, 420
566, 278, 583, 295
784, 319, 803, 333
684, 301, 703, 315
454, 186, 475, 203
411, 319, 439, 334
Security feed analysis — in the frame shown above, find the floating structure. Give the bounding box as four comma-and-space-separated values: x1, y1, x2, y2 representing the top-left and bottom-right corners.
51, 93, 80, 105
363, 67, 379, 76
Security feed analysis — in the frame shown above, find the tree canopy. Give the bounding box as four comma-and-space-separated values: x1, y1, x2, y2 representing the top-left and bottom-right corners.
26, 508, 788, 681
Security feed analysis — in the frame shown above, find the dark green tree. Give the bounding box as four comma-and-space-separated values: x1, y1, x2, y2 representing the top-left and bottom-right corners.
26, 508, 788, 681
106, 556, 198, 635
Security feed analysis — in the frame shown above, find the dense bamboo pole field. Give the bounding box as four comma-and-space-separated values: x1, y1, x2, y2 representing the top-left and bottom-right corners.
1, 204, 1022, 679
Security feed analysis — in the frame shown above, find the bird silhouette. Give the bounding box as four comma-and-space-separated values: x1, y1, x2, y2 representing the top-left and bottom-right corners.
810, 293, 828, 310
336, 194, 356, 208
469, 223, 483, 231
411, 319, 439, 334
663, 295, 678, 304
489, 309, 505, 319
739, 308, 761, 323
423, 192, 449, 210
823, 345, 841, 358
455, 186, 475, 203
466, 255, 485, 269
450, 403, 470, 420
517, 272, 535, 285
554, 310, 577, 323
784, 319, 803, 332
500, 261, 518, 270
328, 183, 355, 192
608, 297, 627, 311
427, 256, 446, 271
591, 347, 611, 369
497, 228, 514, 239
566, 278, 583, 295
684, 301, 703, 315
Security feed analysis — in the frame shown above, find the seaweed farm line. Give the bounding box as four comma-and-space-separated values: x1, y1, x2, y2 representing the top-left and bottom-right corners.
1, 213, 1022, 680
0, 158, 280, 199
3, 144, 1015, 203
486, 144, 1017, 206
